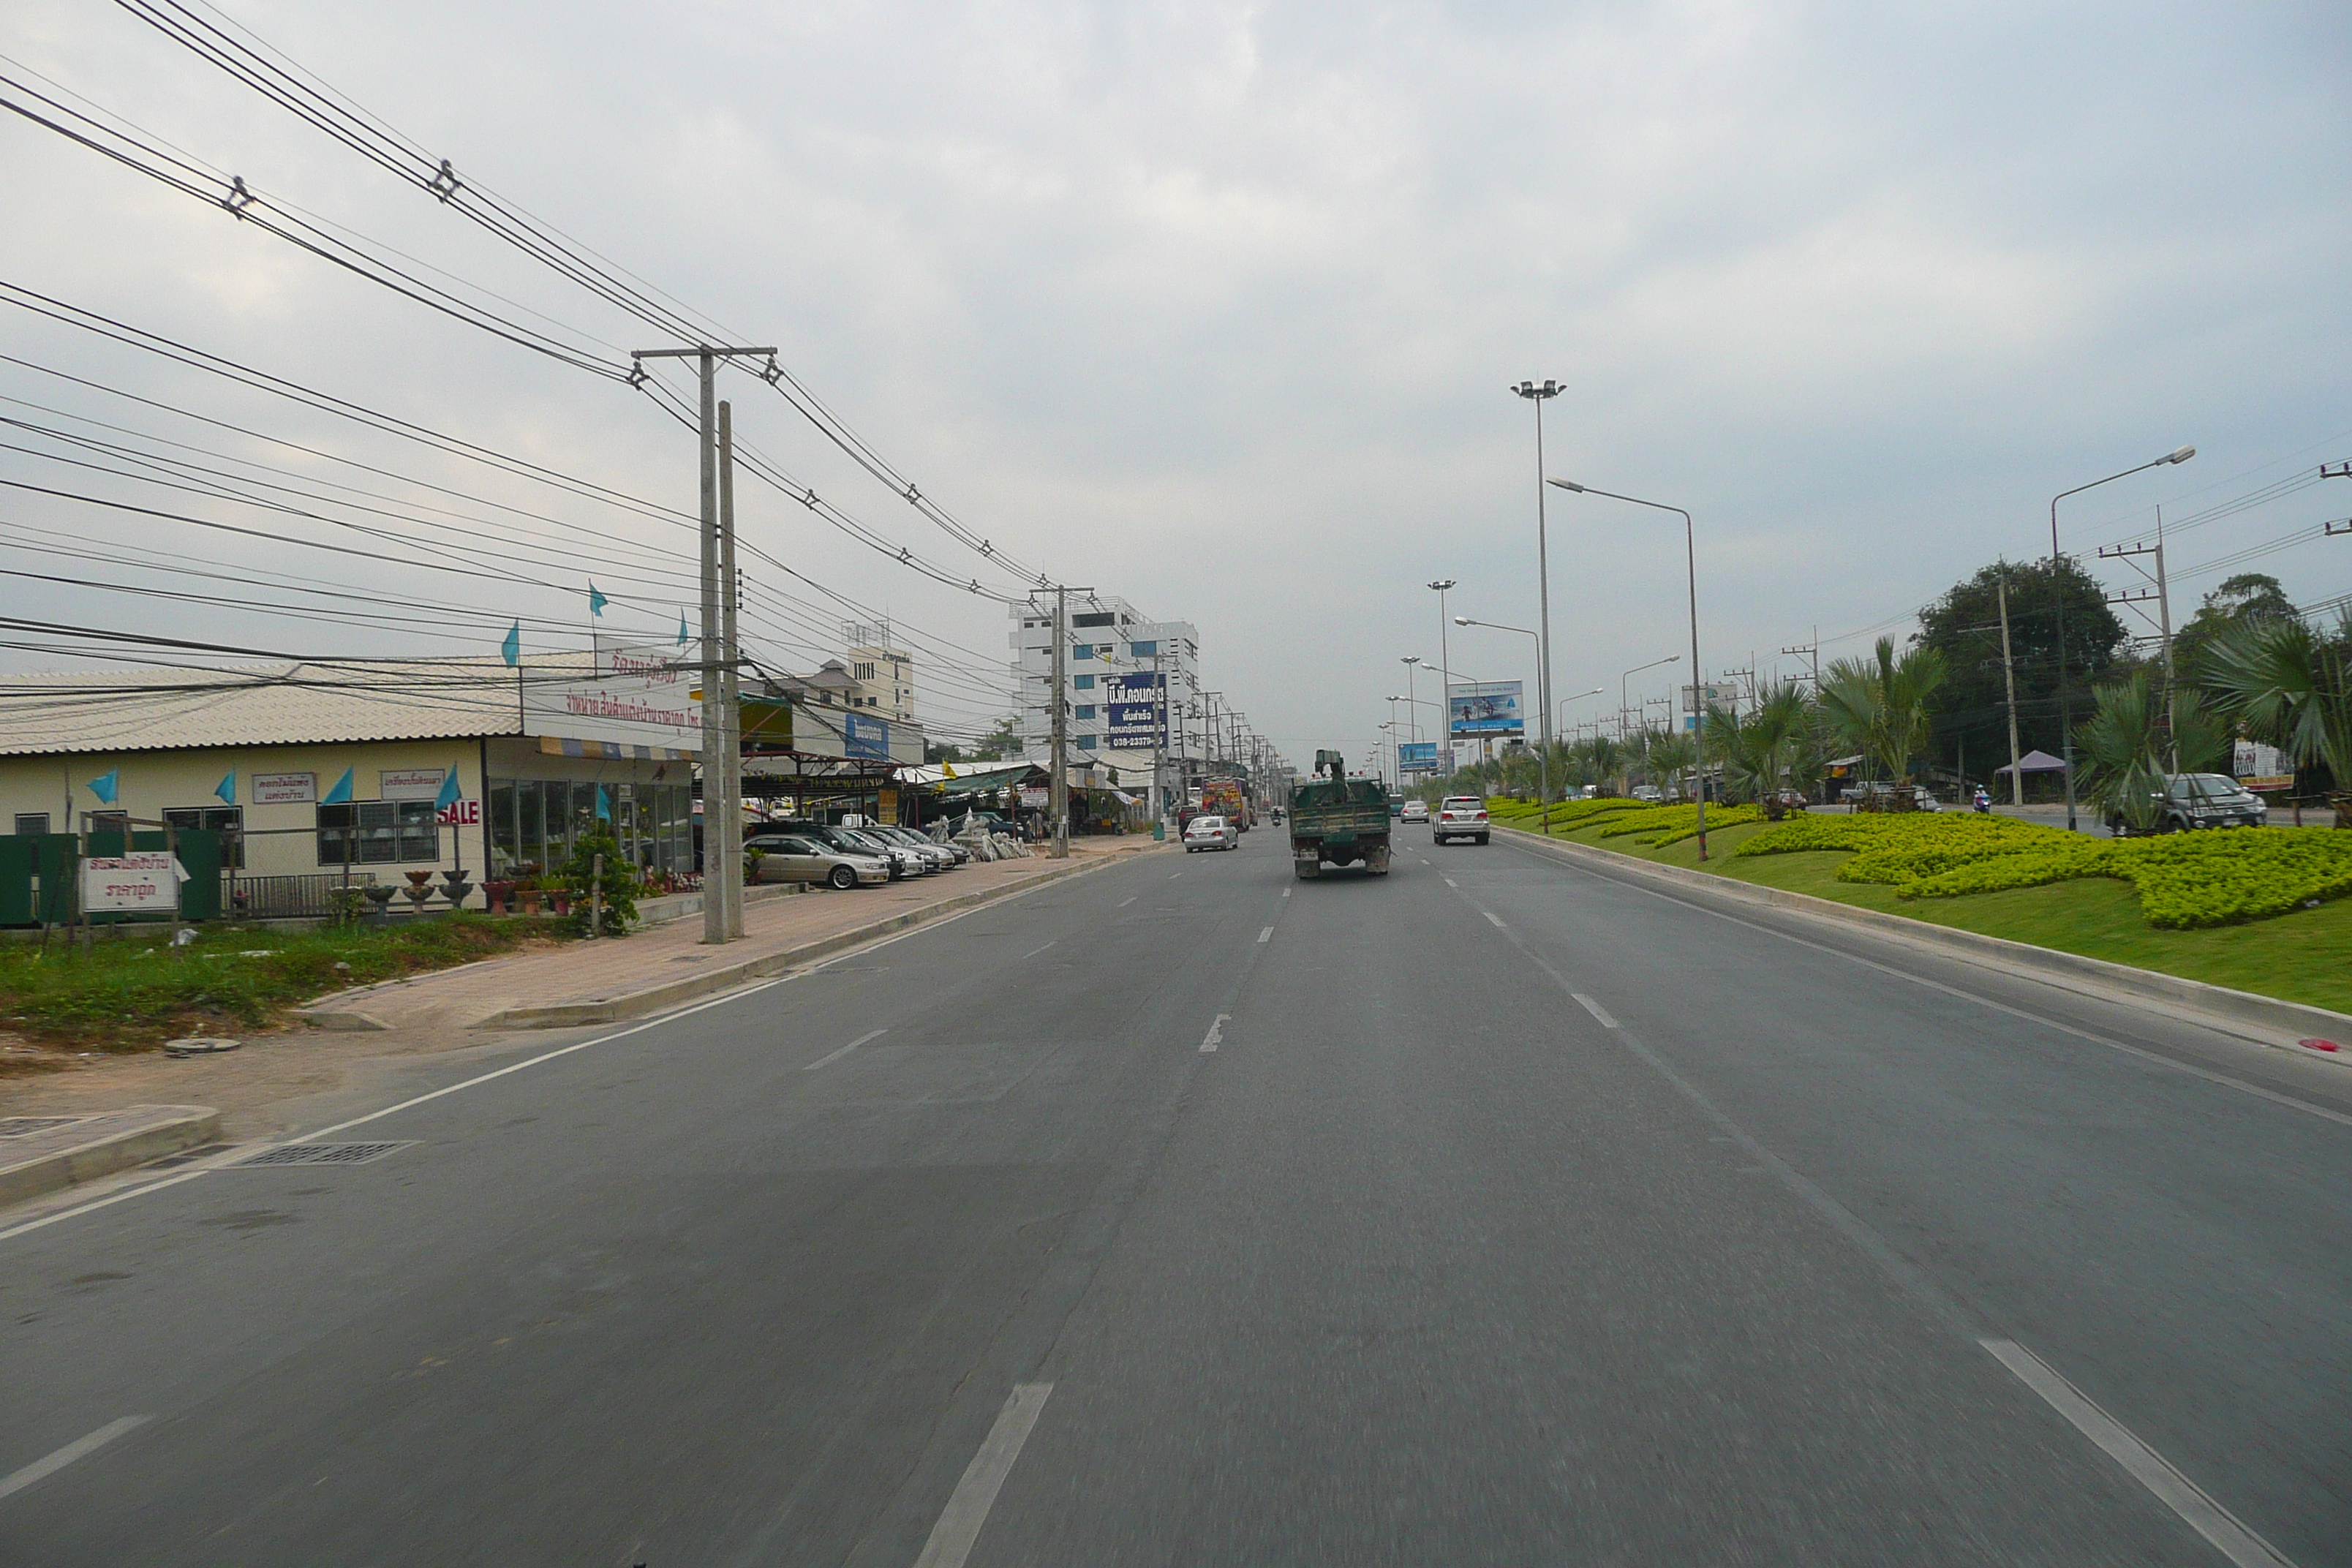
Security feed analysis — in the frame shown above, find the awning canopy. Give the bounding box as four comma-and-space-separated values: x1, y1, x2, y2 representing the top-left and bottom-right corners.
934, 762, 1044, 799
1996, 750, 2069, 774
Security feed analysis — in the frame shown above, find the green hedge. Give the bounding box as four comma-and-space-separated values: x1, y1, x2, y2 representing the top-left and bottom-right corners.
1734, 813, 2352, 929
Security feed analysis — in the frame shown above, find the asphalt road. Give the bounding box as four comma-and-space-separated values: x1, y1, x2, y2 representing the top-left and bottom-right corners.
4, 829, 2347, 1565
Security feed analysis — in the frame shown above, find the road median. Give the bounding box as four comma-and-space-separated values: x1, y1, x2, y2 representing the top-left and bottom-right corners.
1499, 823, 2352, 1057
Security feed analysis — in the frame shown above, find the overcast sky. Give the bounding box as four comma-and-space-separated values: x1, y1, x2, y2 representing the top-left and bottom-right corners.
5, 0, 2348, 765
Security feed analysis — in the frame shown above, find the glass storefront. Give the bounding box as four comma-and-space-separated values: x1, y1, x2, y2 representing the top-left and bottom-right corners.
486, 779, 693, 880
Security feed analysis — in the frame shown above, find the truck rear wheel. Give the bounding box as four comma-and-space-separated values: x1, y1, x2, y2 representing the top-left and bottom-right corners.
1368, 844, 1391, 875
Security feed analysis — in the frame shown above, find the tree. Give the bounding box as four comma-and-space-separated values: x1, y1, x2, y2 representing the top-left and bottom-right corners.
2078, 670, 2230, 832
2205, 608, 2352, 797
2172, 573, 2297, 690
924, 739, 967, 766
1820, 637, 1948, 783
969, 715, 1021, 762
1711, 682, 1814, 802
1912, 557, 2130, 783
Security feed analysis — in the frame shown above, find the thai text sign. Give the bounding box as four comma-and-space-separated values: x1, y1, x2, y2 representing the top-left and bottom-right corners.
252, 772, 316, 804
1105, 673, 1166, 745
82, 851, 183, 915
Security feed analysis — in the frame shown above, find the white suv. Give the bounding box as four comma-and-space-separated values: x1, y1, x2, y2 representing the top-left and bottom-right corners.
1435, 796, 1488, 845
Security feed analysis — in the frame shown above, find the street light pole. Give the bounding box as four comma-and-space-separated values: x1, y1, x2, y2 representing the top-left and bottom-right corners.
1550, 479, 1711, 859
1512, 380, 1564, 832
2048, 446, 2195, 832
1453, 614, 1547, 827
1428, 579, 1455, 772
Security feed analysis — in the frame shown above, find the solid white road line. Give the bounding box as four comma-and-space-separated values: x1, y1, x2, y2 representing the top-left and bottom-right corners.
1572, 993, 1619, 1029
1980, 1340, 2298, 1567
1258, 927, 1273, 943
1200, 1014, 1229, 1052
913, 1382, 1054, 1568
1482, 911, 1506, 928
805, 1028, 888, 1071
0, 1417, 150, 1502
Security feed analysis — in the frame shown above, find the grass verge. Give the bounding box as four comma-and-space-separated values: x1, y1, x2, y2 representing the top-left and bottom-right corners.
0, 914, 571, 1055
1499, 813, 2352, 1017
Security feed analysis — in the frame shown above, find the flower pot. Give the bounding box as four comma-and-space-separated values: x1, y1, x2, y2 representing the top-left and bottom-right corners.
484, 881, 516, 914
518, 890, 544, 916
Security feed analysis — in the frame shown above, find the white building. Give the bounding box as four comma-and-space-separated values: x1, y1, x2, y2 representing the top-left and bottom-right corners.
842, 622, 913, 723
1008, 596, 1201, 804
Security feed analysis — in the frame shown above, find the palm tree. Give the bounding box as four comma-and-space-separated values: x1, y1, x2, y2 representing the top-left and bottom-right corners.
2079, 668, 2230, 833
1819, 637, 1948, 785
2205, 609, 2352, 809
1646, 728, 1696, 799
1714, 682, 1814, 807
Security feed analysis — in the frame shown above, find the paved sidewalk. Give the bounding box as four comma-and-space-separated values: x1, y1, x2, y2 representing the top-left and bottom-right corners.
301, 836, 1164, 1033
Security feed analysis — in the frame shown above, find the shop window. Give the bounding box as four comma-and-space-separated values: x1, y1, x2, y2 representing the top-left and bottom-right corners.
489, 781, 519, 876
14, 813, 48, 835
163, 806, 245, 868
317, 800, 439, 865
516, 780, 546, 872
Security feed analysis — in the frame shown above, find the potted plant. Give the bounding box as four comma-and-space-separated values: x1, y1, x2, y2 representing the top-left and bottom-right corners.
513, 875, 545, 916
483, 878, 517, 914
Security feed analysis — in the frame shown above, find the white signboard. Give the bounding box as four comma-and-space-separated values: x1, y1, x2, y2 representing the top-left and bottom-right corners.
380, 768, 447, 802
2234, 739, 2292, 791
1019, 787, 1049, 809
524, 639, 701, 753
437, 798, 483, 826
82, 851, 184, 915
252, 772, 316, 804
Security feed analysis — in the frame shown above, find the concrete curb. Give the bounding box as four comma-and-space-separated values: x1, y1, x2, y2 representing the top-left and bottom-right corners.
0, 1104, 221, 1207
475, 845, 1164, 1030
287, 1009, 391, 1032
1498, 824, 2352, 1056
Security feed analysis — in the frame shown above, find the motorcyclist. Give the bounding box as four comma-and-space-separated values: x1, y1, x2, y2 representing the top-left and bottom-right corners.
1972, 786, 1991, 813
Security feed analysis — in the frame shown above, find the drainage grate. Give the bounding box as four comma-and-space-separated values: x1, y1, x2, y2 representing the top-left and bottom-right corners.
0, 1117, 90, 1139
234, 1141, 415, 1167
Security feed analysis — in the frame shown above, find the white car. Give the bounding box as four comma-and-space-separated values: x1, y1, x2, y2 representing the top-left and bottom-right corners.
1183, 814, 1238, 851
1434, 796, 1489, 845
1401, 800, 1430, 823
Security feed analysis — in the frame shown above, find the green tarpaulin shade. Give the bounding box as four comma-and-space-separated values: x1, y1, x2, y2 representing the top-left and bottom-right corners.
935, 764, 1041, 799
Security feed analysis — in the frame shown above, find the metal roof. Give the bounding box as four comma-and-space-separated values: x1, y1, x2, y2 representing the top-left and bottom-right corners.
0, 656, 588, 758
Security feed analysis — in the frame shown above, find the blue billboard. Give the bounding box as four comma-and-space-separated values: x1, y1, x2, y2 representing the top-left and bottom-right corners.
1449, 680, 1524, 737
844, 712, 891, 759
1104, 672, 1166, 745
1398, 741, 1439, 772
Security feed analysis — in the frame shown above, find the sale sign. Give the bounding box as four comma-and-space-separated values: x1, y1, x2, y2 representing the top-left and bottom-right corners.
82, 851, 185, 915
437, 798, 482, 826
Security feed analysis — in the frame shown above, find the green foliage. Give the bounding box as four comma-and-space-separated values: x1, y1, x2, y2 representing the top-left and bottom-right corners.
969, 715, 1021, 762
0, 914, 562, 1048
1913, 556, 2131, 774
557, 829, 642, 935
2172, 573, 2299, 691
1820, 637, 1948, 784
1734, 811, 2352, 929
2078, 668, 2231, 833
2205, 607, 2352, 788
1592, 802, 1765, 845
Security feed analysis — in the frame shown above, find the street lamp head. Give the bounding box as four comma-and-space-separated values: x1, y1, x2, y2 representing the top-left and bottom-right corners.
1453, 616, 1474, 626
2165, 445, 2196, 465
1401, 655, 1420, 666
1546, 478, 1586, 493
1428, 578, 1455, 592
1511, 380, 1562, 401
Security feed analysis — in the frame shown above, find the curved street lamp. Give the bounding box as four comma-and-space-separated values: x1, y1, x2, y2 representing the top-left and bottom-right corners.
1455, 614, 1553, 830
1549, 479, 1710, 858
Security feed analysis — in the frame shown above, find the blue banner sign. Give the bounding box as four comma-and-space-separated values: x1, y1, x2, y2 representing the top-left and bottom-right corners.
1448, 680, 1524, 737
845, 712, 891, 759
1105, 672, 1166, 745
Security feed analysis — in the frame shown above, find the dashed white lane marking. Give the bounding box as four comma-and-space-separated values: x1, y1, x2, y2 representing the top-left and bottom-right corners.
1200, 1014, 1229, 1052
1420, 857, 1432, 865
1281, 887, 1291, 899
1117, 896, 1137, 908
0, 1417, 150, 1502
912, 1383, 1055, 1568
1258, 927, 1273, 943
805, 1028, 887, 1071
1169, 872, 1183, 879
1572, 993, 1618, 1029
1482, 911, 1506, 928
1443, 878, 1458, 889
1021, 941, 1058, 959
1980, 1340, 2297, 1567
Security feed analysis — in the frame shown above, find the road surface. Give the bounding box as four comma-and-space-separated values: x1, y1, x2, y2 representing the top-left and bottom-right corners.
4, 829, 2346, 1564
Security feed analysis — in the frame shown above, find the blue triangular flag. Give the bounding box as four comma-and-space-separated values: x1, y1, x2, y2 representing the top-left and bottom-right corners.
500, 620, 521, 667
595, 784, 612, 822
435, 766, 461, 811
214, 770, 235, 805
588, 584, 608, 617
321, 767, 354, 806
87, 768, 119, 804
678, 610, 690, 646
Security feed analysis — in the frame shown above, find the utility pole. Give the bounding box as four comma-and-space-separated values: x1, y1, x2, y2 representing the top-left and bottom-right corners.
717, 401, 744, 939
1051, 586, 1068, 859
1780, 631, 1819, 690
632, 342, 773, 948
1997, 570, 2024, 807
2097, 505, 2179, 768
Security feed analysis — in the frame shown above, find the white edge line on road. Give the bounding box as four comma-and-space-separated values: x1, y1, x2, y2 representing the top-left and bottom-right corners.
1980, 1339, 2298, 1568
0, 1416, 151, 1502
1200, 1014, 1229, 1052
1257, 926, 1273, 943
1514, 842, 2352, 1131
805, 1027, 888, 1071
4, 853, 1153, 1246
1483, 910, 1506, 928
912, 1382, 1054, 1568
1572, 993, 1619, 1029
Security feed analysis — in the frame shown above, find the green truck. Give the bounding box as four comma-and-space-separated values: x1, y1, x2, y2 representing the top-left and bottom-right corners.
1288, 750, 1392, 879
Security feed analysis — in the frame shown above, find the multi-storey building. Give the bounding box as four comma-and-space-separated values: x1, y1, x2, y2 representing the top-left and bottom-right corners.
1008, 595, 1200, 778
841, 622, 914, 723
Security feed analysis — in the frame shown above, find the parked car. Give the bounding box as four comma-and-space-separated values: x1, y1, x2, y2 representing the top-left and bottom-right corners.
1183, 814, 1239, 851
774, 819, 919, 878
1435, 796, 1489, 845
743, 833, 889, 890
2108, 772, 2269, 834
835, 826, 932, 875
864, 823, 960, 870
1631, 785, 1664, 803
1401, 799, 1431, 823
1847, 782, 1940, 813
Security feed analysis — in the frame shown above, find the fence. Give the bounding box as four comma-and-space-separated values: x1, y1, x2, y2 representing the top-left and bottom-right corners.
225, 871, 377, 921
